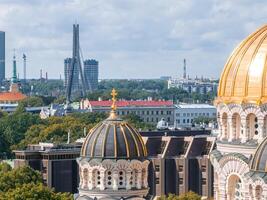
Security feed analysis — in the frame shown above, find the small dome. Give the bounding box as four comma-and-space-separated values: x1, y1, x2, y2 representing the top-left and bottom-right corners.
250, 137, 267, 171
81, 111, 147, 159
216, 24, 267, 105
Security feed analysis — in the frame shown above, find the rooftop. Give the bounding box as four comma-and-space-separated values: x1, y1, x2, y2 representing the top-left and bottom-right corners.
175, 104, 215, 109
0, 91, 26, 101
88, 100, 174, 107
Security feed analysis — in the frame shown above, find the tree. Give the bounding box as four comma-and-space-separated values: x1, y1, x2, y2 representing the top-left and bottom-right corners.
0, 166, 42, 192
158, 192, 201, 200
0, 183, 72, 200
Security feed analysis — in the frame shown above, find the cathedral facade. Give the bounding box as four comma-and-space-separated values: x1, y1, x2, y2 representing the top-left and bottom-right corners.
210, 25, 267, 199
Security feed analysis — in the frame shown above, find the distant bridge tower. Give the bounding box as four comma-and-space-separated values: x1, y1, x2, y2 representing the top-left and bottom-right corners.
23, 54, 26, 82
183, 58, 187, 79
66, 24, 89, 104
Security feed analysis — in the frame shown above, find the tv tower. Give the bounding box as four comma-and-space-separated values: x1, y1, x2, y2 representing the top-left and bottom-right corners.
66, 24, 89, 104
183, 58, 187, 79
23, 54, 26, 82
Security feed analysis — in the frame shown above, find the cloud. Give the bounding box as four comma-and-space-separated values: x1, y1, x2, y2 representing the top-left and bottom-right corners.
0, 0, 267, 79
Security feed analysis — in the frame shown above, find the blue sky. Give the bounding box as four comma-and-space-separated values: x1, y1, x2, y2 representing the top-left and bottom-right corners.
0, 0, 267, 79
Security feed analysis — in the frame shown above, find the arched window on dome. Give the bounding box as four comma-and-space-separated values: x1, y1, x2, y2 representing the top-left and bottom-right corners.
221, 113, 228, 140
105, 170, 113, 189
118, 170, 126, 189
232, 113, 241, 140
246, 113, 258, 140
82, 168, 88, 189
255, 185, 263, 200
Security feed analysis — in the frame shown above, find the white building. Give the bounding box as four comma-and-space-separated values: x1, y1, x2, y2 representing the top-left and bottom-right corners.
167, 78, 218, 94
174, 104, 216, 128
210, 24, 267, 199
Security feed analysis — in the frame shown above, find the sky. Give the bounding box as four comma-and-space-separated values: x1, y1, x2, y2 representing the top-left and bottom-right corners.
0, 0, 267, 79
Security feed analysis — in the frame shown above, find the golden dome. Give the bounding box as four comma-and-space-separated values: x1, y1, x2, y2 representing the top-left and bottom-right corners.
216, 24, 267, 105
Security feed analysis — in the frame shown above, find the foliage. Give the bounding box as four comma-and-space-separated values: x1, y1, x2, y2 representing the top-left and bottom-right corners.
122, 113, 154, 130
0, 183, 72, 200
84, 79, 216, 103
0, 166, 42, 192
13, 112, 107, 150
16, 96, 45, 113
158, 192, 201, 200
193, 116, 216, 125
0, 165, 72, 200
0, 112, 41, 156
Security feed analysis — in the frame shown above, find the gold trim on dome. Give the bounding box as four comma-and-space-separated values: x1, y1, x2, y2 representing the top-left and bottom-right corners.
101, 124, 110, 157
120, 124, 130, 158
125, 123, 140, 156
90, 124, 105, 157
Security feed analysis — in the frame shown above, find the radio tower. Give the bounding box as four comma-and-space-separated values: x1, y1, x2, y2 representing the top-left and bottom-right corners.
66, 24, 88, 104
23, 54, 26, 82
183, 58, 187, 79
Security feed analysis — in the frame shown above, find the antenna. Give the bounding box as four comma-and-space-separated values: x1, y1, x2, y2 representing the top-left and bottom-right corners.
23, 54, 26, 82
183, 59, 186, 79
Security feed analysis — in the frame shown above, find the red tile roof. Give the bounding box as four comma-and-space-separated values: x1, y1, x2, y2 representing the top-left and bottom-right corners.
89, 100, 173, 107
0, 92, 27, 102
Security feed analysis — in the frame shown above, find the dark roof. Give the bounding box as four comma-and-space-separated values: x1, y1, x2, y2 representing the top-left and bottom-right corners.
250, 136, 267, 172
81, 113, 147, 159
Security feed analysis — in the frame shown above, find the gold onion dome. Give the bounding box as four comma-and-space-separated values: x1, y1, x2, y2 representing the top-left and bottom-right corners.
81, 89, 147, 159
216, 24, 267, 105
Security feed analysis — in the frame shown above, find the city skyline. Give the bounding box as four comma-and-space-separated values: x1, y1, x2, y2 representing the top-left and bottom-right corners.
0, 0, 267, 79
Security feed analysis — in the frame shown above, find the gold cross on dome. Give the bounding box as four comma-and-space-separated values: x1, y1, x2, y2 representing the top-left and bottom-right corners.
111, 88, 118, 111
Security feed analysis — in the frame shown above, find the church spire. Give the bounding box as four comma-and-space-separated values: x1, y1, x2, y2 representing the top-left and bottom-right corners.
12, 49, 17, 83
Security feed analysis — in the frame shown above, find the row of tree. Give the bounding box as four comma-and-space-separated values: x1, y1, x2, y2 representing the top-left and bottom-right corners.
0, 163, 72, 200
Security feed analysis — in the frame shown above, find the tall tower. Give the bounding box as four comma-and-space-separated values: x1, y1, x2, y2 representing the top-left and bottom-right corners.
66, 24, 88, 103
10, 52, 19, 93
23, 54, 26, 82
183, 58, 186, 79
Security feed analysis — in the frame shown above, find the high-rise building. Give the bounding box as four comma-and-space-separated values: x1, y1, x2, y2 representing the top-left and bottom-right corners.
0, 31, 5, 83
64, 58, 79, 91
84, 59, 99, 91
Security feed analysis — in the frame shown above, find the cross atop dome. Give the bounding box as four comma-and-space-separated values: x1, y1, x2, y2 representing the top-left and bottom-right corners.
111, 88, 117, 111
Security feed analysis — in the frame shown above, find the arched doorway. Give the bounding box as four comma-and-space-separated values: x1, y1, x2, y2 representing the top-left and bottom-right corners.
232, 113, 241, 140
246, 113, 258, 140
227, 174, 242, 200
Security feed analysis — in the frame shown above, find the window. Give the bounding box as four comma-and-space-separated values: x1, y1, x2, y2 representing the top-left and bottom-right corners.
187, 113, 190, 117
151, 118, 154, 122
183, 119, 186, 123
167, 117, 170, 122
156, 178, 160, 184
187, 119, 189, 123
179, 178, 183, 184
161, 111, 164, 115
151, 111, 154, 115
177, 119, 180, 124
177, 113, 180, 117
183, 113, 186, 117
142, 111, 145, 115
147, 111, 149, 115
122, 111, 125, 115
202, 165, 206, 172
156, 111, 159, 115
155, 165, 160, 172
201, 178, 207, 185
156, 118, 158, 122
178, 165, 183, 172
